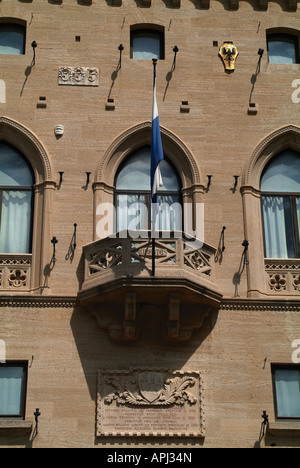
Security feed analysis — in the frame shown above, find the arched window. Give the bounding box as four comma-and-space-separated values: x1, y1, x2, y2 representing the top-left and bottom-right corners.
130, 26, 165, 60
0, 23, 26, 55
115, 146, 181, 233
0, 142, 34, 254
261, 148, 300, 258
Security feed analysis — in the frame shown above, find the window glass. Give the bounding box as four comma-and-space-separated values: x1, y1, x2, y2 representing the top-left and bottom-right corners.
0, 143, 34, 186
261, 149, 300, 259
0, 365, 25, 417
274, 368, 300, 418
0, 24, 25, 55
131, 29, 164, 60
116, 146, 180, 192
115, 146, 181, 233
267, 34, 298, 64
0, 143, 34, 254
261, 149, 300, 192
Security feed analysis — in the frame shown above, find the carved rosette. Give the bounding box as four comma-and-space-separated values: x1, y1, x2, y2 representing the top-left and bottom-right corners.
0, 255, 31, 291
265, 260, 300, 295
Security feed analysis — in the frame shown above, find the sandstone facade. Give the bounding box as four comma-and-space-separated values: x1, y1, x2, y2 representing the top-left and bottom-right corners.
0, 0, 300, 448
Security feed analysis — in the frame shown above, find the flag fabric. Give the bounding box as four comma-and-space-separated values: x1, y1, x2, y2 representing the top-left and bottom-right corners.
151, 76, 164, 202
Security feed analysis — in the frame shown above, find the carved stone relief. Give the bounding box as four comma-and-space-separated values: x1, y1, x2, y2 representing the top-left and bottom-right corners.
97, 369, 205, 438
58, 67, 99, 86
0, 255, 32, 291
265, 260, 300, 295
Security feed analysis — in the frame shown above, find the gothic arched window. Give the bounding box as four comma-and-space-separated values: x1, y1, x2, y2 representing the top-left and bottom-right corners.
0, 142, 34, 253
115, 146, 182, 233
261, 148, 300, 258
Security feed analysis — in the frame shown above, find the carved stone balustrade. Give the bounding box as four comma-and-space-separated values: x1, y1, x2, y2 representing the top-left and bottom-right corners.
265, 259, 300, 296
78, 233, 222, 343
0, 254, 32, 292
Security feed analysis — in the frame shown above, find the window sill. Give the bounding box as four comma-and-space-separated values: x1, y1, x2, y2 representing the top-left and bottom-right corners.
0, 419, 33, 436
268, 421, 300, 438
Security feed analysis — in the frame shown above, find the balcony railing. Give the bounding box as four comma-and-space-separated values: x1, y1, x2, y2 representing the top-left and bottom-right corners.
80, 232, 220, 302
0, 254, 32, 292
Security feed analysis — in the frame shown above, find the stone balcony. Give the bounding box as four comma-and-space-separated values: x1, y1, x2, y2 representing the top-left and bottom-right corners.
78, 233, 222, 343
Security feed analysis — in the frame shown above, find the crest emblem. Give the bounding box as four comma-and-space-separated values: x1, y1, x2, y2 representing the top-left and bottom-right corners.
138, 372, 164, 403
219, 41, 239, 71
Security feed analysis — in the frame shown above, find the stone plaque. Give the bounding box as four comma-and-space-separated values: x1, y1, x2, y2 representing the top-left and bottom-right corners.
97, 369, 205, 438
58, 67, 99, 86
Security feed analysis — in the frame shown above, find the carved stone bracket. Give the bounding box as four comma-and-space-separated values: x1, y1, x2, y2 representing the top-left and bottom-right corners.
91, 292, 211, 343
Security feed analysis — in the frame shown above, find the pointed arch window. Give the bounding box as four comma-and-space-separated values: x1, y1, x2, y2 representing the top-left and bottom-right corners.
261, 148, 300, 259
115, 146, 182, 233
0, 142, 34, 254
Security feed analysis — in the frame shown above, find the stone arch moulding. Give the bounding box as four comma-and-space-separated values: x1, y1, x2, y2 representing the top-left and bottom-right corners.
96, 121, 202, 189
0, 116, 55, 294
0, 116, 53, 184
242, 124, 300, 190
241, 124, 300, 299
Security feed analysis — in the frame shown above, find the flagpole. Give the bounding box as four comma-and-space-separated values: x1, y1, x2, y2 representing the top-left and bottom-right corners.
151, 58, 157, 278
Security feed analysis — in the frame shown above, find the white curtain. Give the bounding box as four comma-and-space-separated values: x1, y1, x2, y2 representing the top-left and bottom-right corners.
296, 197, 300, 241
117, 194, 147, 233
262, 196, 290, 258
0, 367, 23, 416
275, 369, 300, 418
117, 194, 182, 234
0, 191, 32, 254
155, 195, 182, 232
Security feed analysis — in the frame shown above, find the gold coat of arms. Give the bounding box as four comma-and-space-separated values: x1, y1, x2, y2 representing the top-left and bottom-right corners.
219, 41, 239, 71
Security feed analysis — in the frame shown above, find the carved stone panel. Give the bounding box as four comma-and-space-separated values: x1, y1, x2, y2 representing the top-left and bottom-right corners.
58, 67, 99, 86
97, 369, 205, 438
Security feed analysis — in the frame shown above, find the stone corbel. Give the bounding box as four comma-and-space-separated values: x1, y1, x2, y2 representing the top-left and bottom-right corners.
92, 293, 139, 343
163, 294, 209, 343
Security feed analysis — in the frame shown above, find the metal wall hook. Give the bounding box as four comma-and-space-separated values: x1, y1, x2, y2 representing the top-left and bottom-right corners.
58, 171, 64, 188
34, 408, 41, 435
85, 172, 91, 187
118, 44, 124, 68
31, 41, 37, 66
51, 236, 58, 265
206, 175, 212, 192
232, 175, 240, 193
173, 45, 179, 69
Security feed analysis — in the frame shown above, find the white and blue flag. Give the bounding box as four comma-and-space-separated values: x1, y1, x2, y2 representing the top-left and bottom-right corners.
151, 76, 164, 202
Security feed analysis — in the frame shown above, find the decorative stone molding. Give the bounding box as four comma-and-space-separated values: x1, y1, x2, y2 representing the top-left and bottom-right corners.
242, 124, 300, 189
0, 255, 32, 292
265, 260, 300, 295
0, 116, 53, 182
220, 298, 300, 311
58, 67, 99, 86
33, 0, 299, 10
97, 369, 205, 438
97, 121, 201, 186
0, 296, 78, 309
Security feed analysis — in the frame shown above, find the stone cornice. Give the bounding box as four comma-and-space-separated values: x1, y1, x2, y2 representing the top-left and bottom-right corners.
0, 295, 78, 308
221, 298, 300, 312
0, 295, 298, 312
19, 0, 298, 11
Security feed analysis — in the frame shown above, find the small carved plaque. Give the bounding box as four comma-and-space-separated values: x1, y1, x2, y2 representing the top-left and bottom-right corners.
97, 369, 204, 437
58, 67, 99, 86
